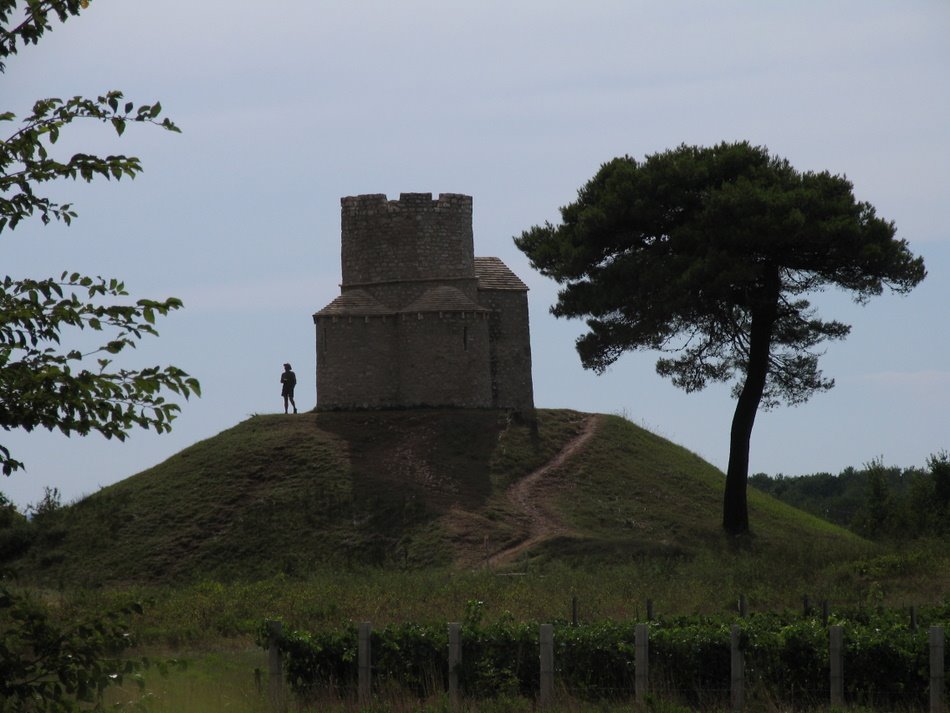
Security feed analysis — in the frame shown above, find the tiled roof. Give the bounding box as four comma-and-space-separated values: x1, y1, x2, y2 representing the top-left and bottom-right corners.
401, 286, 489, 313
314, 289, 393, 317
475, 256, 528, 290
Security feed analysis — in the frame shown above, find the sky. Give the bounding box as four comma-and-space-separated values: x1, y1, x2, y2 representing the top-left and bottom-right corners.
1, 1, 948, 510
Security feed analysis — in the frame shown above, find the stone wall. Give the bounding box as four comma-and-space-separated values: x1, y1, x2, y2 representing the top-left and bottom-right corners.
481, 289, 534, 411
397, 313, 492, 407
316, 317, 397, 408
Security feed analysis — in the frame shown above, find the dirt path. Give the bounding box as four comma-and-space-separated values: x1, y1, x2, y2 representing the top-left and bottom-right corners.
486, 414, 602, 568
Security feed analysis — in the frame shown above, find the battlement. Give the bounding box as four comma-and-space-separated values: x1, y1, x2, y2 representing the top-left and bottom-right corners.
316, 192, 534, 413
341, 192, 472, 214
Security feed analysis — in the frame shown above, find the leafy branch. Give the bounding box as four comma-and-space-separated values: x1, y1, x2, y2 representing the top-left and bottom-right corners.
1, 3, 200, 478
0, 273, 200, 475
0, 91, 180, 232
0, 0, 90, 73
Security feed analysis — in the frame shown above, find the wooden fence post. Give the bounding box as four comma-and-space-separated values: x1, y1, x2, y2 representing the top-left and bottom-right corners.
829, 625, 844, 708
646, 599, 654, 621
265, 620, 285, 712
731, 624, 744, 711
540, 624, 554, 708
571, 595, 578, 626
448, 623, 461, 710
635, 623, 649, 703
931, 626, 945, 713
358, 621, 372, 706
738, 594, 747, 618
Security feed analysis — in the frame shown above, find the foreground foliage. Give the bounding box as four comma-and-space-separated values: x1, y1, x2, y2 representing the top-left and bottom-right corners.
1, 1, 198, 476
269, 605, 949, 709
0, 272, 200, 475
0, 586, 144, 712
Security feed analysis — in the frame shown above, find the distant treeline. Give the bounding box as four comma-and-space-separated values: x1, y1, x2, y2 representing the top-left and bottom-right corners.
750, 452, 950, 540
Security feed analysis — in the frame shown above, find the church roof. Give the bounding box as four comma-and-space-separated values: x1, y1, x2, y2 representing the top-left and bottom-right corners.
474, 257, 528, 290
314, 289, 392, 317
401, 286, 489, 313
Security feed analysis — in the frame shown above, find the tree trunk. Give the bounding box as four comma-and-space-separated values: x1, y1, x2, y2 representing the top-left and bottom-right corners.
723, 274, 779, 534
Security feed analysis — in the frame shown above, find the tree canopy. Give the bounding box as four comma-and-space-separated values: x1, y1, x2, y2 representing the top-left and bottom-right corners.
1, 1, 199, 476
516, 141, 925, 534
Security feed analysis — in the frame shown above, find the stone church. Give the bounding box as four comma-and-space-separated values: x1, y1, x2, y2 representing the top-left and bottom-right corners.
313, 193, 534, 412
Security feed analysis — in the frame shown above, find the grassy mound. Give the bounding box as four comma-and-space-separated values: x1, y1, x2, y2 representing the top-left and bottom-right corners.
7, 409, 869, 586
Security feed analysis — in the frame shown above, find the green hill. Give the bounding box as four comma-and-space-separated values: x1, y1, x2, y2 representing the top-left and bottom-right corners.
6, 409, 869, 585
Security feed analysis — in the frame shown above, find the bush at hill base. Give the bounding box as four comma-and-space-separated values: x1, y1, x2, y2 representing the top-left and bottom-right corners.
265, 605, 950, 708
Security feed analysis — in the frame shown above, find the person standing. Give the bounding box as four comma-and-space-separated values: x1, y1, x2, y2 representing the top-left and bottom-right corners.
280, 363, 297, 414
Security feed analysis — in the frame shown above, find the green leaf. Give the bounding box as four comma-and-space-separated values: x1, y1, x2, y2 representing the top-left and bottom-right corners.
0, 83, 193, 474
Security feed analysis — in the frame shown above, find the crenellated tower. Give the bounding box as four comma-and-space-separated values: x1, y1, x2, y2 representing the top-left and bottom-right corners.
341, 193, 474, 288
314, 193, 534, 412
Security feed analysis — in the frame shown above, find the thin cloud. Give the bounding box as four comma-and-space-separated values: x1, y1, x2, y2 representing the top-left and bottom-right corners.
861, 370, 950, 389
172, 276, 339, 314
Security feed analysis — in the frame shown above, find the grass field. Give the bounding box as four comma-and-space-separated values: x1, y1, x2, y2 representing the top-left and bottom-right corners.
5, 409, 949, 711
38, 544, 944, 654
8, 409, 876, 586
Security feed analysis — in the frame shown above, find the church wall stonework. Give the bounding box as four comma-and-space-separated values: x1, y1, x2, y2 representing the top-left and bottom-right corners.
314, 192, 534, 412
482, 289, 534, 410
315, 317, 397, 408
397, 313, 492, 407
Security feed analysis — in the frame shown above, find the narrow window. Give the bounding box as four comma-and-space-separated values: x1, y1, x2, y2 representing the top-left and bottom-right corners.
463, 326, 468, 351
